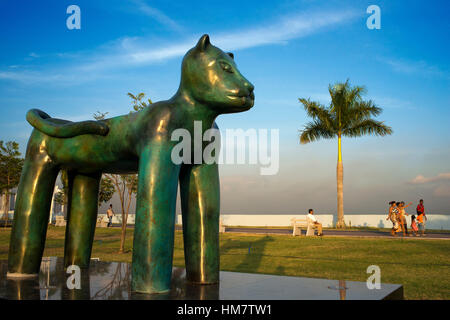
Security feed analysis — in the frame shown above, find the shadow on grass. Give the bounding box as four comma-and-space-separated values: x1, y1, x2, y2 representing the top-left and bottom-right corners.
274, 265, 286, 275
221, 236, 275, 271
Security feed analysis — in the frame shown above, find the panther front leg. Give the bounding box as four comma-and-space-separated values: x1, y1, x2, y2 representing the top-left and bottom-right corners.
131, 144, 181, 294
179, 162, 220, 284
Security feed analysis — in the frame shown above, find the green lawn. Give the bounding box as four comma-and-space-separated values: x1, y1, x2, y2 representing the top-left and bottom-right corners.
227, 225, 450, 234
1, 226, 449, 299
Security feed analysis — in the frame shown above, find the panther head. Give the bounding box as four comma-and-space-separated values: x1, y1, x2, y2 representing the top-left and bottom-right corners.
180, 34, 255, 114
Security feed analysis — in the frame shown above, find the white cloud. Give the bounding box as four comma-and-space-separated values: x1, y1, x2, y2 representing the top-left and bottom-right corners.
124, 9, 358, 66
0, 69, 107, 85
410, 173, 450, 184
132, 0, 183, 32
372, 96, 416, 110
0, 70, 61, 83
0, 8, 358, 85
433, 185, 450, 197
379, 57, 448, 78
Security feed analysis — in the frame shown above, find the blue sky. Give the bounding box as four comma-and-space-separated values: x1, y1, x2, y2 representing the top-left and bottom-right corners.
0, 0, 449, 214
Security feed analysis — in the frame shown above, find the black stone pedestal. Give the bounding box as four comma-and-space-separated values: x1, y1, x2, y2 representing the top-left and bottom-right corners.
0, 257, 403, 300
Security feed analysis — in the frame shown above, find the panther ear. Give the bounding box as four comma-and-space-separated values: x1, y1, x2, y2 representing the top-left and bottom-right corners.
227, 52, 234, 59
196, 34, 210, 52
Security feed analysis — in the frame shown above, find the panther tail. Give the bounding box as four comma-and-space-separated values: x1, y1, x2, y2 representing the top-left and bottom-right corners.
26, 109, 109, 138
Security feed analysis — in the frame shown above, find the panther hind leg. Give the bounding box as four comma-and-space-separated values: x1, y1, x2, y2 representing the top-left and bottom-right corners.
64, 171, 101, 269
7, 154, 59, 276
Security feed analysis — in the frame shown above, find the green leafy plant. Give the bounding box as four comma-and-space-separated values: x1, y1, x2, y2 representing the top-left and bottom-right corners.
127, 92, 153, 112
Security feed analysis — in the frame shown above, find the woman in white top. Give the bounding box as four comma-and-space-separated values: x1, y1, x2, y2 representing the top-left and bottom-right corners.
387, 201, 398, 236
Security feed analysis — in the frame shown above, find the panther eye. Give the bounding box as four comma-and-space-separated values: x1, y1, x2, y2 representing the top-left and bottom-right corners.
220, 61, 234, 73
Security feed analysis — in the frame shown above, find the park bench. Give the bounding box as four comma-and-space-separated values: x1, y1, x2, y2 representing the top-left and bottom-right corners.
96, 216, 108, 228
55, 215, 66, 227
291, 217, 315, 236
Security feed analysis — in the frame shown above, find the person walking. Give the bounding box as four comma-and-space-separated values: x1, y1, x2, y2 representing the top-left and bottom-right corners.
387, 201, 399, 236
416, 199, 427, 225
416, 211, 426, 236
398, 201, 412, 236
410, 215, 419, 236
107, 204, 115, 227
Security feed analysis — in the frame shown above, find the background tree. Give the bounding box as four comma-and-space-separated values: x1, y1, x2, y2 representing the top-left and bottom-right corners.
98, 176, 115, 206
104, 173, 137, 253
54, 170, 69, 217
298, 79, 393, 228
93, 92, 152, 253
0, 141, 24, 225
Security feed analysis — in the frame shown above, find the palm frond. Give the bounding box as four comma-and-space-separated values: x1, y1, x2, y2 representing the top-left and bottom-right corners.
298, 98, 335, 128
351, 100, 381, 117
346, 85, 366, 105
343, 119, 393, 138
299, 120, 335, 144
343, 100, 382, 129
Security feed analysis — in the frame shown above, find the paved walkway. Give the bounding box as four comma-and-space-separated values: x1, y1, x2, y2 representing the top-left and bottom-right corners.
225, 227, 450, 240
2, 220, 448, 239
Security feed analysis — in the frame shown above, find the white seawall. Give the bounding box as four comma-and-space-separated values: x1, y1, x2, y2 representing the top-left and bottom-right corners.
94, 213, 450, 230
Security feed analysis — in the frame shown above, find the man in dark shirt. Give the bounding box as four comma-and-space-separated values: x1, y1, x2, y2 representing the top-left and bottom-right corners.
416, 199, 427, 221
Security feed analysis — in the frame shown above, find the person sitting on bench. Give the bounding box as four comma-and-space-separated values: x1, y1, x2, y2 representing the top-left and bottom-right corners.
307, 209, 323, 236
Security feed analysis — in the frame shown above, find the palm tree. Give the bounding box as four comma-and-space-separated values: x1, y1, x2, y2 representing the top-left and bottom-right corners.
298, 80, 393, 228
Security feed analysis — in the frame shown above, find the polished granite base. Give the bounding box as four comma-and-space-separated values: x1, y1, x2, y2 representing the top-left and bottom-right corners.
0, 257, 403, 300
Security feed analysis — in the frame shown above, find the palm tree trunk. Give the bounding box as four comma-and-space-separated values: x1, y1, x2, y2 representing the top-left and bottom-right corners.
336, 134, 345, 228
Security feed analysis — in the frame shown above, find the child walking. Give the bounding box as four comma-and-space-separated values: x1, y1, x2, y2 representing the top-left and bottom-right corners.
416, 212, 426, 236
410, 215, 419, 236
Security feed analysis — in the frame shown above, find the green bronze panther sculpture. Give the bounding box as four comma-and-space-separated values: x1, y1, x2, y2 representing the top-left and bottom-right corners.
7, 34, 254, 294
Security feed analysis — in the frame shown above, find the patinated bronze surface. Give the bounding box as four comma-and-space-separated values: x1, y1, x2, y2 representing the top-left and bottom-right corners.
7, 34, 254, 293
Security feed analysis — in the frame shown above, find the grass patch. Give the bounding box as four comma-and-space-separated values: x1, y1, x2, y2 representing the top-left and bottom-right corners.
0, 226, 449, 299
226, 225, 450, 234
